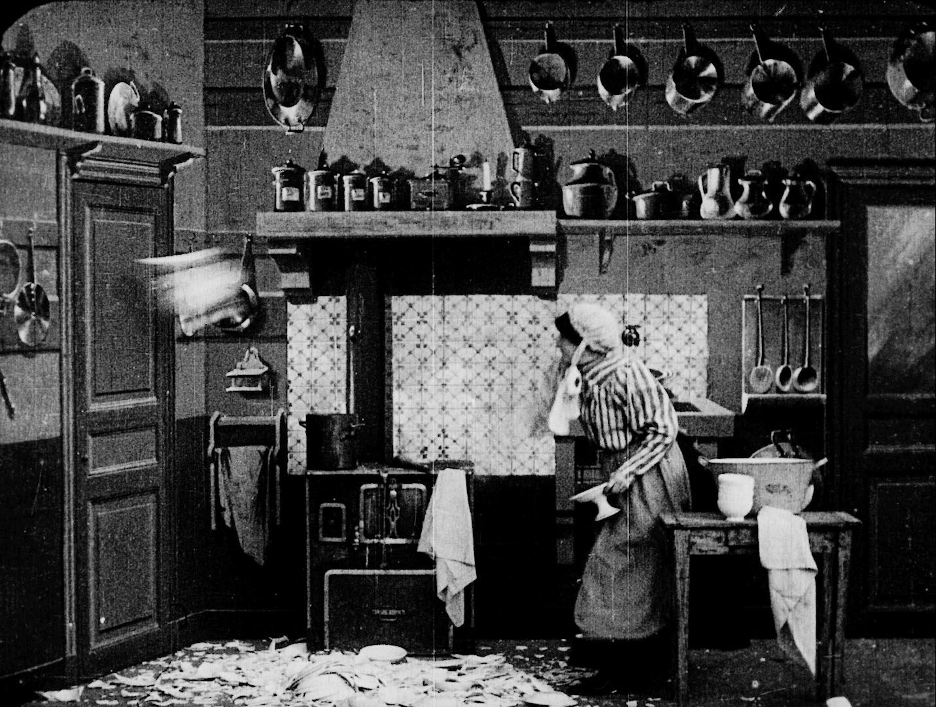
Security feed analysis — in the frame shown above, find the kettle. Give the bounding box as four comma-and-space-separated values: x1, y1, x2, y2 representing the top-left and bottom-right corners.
562, 150, 618, 219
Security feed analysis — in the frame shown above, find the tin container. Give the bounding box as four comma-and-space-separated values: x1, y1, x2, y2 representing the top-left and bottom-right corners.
272, 159, 307, 211
71, 67, 105, 133
408, 169, 452, 211
343, 169, 368, 211
369, 173, 394, 210
131, 107, 163, 141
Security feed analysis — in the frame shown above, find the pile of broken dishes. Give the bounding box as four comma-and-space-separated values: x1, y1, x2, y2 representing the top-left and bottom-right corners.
35, 639, 579, 707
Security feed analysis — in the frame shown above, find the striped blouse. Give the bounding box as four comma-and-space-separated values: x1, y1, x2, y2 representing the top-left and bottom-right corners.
577, 352, 679, 484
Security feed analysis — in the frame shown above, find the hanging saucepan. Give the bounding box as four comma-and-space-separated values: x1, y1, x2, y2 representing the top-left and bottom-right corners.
263, 22, 324, 132
665, 23, 722, 116
528, 22, 576, 105
597, 24, 646, 111
13, 228, 50, 347
215, 234, 260, 333
0, 238, 21, 316
886, 20, 935, 122
800, 26, 864, 123
742, 23, 801, 123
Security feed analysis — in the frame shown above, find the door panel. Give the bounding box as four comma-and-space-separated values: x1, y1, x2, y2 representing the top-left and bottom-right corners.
71, 179, 174, 672
829, 159, 936, 635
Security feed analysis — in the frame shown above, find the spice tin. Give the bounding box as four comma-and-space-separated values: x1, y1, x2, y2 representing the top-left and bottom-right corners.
343, 169, 367, 211
306, 151, 336, 211
369, 173, 394, 210
272, 159, 307, 211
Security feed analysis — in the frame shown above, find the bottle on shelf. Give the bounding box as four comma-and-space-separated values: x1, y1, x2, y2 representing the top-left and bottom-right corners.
17, 53, 47, 124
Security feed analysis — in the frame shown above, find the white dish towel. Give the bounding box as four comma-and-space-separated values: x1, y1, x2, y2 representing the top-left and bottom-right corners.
418, 468, 477, 627
758, 506, 818, 675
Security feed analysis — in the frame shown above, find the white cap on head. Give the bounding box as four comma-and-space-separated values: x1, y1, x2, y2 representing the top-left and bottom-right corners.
568, 302, 623, 357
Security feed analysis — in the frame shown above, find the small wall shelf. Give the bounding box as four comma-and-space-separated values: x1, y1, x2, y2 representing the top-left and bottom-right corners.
558, 219, 840, 237
0, 118, 204, 171
742, 392, 826, 414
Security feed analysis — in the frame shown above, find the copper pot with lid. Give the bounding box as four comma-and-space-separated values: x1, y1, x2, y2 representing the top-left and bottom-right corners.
562, 150, 618, 219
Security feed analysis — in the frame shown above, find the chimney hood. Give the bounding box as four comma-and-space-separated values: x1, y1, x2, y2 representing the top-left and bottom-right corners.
260, 0, 558, 295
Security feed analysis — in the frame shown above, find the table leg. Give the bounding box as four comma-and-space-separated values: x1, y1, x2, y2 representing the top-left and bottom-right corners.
832, 530, 853, 696
817, 548, 834, 702
672, 529, 691, 705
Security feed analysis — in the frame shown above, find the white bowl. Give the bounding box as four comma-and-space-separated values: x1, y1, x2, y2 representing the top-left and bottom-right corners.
358, 644, 407, 662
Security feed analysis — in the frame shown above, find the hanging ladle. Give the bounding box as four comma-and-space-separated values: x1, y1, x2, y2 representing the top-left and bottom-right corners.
793, 283, 819, 393
775, 294, 793, 392
13, 227, 51, 347
749, 284, 774, 393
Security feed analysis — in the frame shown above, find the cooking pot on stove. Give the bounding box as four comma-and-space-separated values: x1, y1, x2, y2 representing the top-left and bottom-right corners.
301, 413, 362, 470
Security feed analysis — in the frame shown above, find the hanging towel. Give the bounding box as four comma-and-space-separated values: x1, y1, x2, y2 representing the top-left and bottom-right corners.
216, 445, 275, 566
758, 506, 818, 675
417, 468, 476, 627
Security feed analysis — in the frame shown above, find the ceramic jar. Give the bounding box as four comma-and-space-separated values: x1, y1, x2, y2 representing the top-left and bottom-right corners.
342, 169, 368, 211
272, 159, 306, 211
71, 67, 105, 134
698, 163, 735, 220
306, 152, 336, 211
779, 178, 817, 219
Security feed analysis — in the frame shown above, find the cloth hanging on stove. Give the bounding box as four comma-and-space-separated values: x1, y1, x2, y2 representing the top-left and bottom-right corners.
216, 445, 276, 566
418, 468, 476, 627
758, 505, 818, 675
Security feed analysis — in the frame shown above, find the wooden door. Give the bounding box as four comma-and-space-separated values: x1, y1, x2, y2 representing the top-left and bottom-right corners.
828, 159, 935, 635
68, 170, 174, 673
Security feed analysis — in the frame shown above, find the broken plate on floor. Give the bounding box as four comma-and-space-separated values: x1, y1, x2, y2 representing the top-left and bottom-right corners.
570, 483, 620, 521
358, 644, 407, 662
523, 690, 577, 707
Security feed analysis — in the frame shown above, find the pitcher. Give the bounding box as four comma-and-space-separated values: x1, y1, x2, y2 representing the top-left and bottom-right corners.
698, 163, 735, 220
778, 177, 817, 219
734, 170, 773, 219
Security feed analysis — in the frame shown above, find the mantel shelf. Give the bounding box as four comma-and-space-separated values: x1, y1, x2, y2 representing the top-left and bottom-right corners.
742, 392, 826, 414
258, 210, 558, 294
0, 118, 205, 168
558, 218, 840, 236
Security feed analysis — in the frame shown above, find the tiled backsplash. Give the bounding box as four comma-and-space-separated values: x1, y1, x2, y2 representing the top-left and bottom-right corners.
288, 294, 708, 475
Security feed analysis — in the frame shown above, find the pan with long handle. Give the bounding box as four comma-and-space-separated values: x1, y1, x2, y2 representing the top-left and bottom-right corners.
749, 284, 774, 393
13, 227, 51, 347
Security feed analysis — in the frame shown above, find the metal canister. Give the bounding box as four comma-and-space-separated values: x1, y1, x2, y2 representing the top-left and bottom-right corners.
130, 106, 163, 141
1, 51, 16, 119
163, 101, 183, 144
369, 172, 393, 210
342, 169, 367, 211
306, 152, 336, 211
272, 159, 307, 211
71, 67, 105, 133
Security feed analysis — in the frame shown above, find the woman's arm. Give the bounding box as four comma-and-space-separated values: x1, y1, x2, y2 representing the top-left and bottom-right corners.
605, 360, 679, 494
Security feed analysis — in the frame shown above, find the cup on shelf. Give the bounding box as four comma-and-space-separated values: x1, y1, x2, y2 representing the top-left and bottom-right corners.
716, 473, 754, 521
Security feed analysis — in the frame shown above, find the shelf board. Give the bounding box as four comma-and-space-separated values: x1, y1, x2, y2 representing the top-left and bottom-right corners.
742, 392, 826, 414
558, 218, 840, 236
0, 118, 205, 166
257, 209, 556, 238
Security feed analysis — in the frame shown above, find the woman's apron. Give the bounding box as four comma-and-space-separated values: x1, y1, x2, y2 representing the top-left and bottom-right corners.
574, 442, 691, 640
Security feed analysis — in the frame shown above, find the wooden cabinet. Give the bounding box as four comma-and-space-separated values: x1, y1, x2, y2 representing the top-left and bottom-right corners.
828, 159, 936, 635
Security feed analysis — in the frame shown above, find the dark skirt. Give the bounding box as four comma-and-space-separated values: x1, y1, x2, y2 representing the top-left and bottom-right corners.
574, 442, 691, 640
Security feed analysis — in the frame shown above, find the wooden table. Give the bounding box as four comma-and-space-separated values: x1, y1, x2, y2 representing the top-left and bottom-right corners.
660, 511, 860, 705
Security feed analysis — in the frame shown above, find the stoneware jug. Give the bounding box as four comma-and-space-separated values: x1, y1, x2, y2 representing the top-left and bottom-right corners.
779, 178, 817, 219
698, 163, 735, 220
734, 170, 773, 219
562, 150, 618, 219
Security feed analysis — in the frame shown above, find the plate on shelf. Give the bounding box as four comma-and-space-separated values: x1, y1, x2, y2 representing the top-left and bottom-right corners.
107, 81, 140, 136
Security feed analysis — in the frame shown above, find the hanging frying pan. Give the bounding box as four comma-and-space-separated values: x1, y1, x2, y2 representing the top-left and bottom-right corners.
886, 20, 935, 122
263, 22, 324, 132
528, 22, 576, 104
14, 228, 50, 347
800, 26, 863, 123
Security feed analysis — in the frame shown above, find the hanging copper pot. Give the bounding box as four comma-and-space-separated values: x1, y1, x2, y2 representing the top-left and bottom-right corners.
800, 27, 863, 122
665, 23, 722, 116
263, 22, 324, 132
886, 20, 935, 122
742, 23, 801, 122
528, 22, 575, 104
